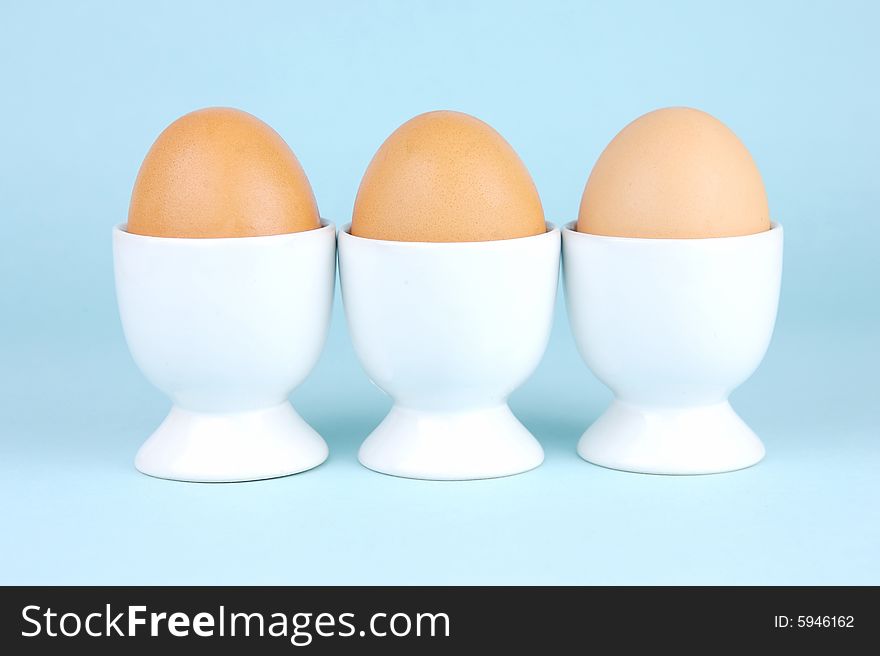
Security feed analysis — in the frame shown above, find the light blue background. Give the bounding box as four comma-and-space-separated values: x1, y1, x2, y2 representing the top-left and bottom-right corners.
1, 1, 877, 584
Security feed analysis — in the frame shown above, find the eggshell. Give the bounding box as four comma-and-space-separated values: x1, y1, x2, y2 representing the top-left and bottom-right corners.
578, 107, 770, 239
351, 111, 545, 242
127, 107, 320, 238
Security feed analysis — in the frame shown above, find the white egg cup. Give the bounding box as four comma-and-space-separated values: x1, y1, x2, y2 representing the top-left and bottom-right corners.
338, 224, 560, 480
562, 221, 783, 475
112, 221, 336, 482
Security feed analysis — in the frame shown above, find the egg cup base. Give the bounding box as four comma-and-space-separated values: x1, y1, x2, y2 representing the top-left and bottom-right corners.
577, 399, 765, 475
357, 404, 544, 481
134, 402, 329, 482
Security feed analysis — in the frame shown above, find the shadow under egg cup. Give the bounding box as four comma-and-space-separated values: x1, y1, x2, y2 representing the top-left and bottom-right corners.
562, 222, 783, 475
112, 221, 336, 482
338, 224, 560, 480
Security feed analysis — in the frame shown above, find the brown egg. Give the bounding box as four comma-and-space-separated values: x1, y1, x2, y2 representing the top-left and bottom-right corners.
128, 107, 320, 238
578, 107, 770, 239
351, 111, 545, 242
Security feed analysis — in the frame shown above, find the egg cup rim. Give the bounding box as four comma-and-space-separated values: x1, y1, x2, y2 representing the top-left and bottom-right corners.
338, 221, 559, 248
113, 219, 335, 243
561, 220, 781, 244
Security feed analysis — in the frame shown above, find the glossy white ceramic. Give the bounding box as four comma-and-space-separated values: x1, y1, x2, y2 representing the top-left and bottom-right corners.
112, 222, 336, 482
562, 222, 783, 475
338, 224, 560, 480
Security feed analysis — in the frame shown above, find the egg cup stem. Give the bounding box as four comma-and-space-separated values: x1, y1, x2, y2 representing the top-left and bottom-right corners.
577, 399, 765, 475
358, 404, 544, 481
134, 402, 328, 482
